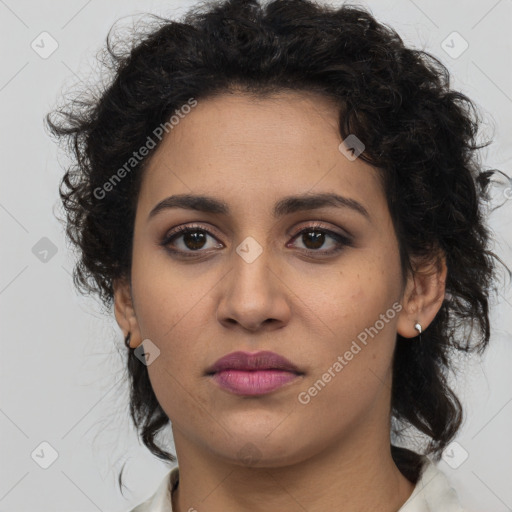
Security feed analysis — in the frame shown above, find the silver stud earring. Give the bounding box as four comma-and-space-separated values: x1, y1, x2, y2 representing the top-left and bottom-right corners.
414, 322, 422, 341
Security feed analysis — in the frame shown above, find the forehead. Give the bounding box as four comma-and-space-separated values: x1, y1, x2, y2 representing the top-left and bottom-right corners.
152, 90, 342, 165
137, 90, 384, 218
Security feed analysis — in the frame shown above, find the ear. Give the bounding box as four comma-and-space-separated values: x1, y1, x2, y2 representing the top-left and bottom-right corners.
396, 251, 447, 338
113, 277, 143, 348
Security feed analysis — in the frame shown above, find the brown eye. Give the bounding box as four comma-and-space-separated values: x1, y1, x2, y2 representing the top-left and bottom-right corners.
288, 224, 353, 256
181, 230, 207, 250
300, 230, 326, 250
161, 225, 223, 256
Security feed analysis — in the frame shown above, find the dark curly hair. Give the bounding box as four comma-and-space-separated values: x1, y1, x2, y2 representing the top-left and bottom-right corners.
47, 0, 507, 491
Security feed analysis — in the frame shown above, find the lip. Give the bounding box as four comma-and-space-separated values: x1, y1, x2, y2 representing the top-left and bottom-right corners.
206, 350, 301, 374
205, 351, 304, 396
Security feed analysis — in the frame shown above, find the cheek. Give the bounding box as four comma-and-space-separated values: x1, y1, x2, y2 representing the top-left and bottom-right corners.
131, 239, 209, 338
130, 255, 212, 407
309, 250, 401, 338
296, 284, 399, 431
299, 251, 401, 395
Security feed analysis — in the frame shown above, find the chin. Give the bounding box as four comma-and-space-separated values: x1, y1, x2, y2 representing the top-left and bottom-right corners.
216, 443, 310, 469
206, 424, 316, 469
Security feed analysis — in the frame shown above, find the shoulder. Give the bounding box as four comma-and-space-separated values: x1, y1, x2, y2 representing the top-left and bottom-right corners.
126, 466, 178, 512
398, 457, 468, 512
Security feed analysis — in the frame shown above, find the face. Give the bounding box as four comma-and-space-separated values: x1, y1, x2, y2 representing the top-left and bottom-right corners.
117, 90, 413, 468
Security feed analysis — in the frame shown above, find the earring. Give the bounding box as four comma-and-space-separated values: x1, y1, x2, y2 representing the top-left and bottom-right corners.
414, 322, 422, 341
124, 332, 132, 348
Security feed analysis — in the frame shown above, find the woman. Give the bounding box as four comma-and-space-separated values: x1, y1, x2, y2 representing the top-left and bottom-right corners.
47, 0, 504, 510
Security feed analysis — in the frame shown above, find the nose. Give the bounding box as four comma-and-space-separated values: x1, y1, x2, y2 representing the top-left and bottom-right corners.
215, 248, 292, 333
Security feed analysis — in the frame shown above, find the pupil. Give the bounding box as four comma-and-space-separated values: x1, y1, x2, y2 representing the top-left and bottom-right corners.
304, 231, 324, 249
182, 230, 325, 251
184, 231, 206, 250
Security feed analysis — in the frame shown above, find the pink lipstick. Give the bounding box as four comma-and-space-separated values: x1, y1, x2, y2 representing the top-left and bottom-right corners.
205, 351, 303, 396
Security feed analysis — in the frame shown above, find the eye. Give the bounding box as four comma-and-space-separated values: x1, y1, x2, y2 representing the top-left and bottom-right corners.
288, 222, 353, 256
160, 222, 353, 259
161, 224, 223, 257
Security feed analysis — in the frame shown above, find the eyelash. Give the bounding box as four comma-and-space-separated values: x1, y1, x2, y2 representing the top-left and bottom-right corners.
160, 222, 353, 259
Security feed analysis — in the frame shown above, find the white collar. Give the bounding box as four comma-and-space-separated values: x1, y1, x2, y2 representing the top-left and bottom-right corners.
398, 458, 466, 511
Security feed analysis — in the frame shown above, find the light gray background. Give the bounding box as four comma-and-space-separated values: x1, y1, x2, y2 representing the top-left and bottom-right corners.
0, 0, 511, 511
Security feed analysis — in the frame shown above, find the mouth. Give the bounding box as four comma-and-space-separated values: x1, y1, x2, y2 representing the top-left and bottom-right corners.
205, 351, 304, 396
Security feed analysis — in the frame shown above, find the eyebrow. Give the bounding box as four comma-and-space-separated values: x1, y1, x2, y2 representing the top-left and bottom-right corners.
148, 192, 370, 221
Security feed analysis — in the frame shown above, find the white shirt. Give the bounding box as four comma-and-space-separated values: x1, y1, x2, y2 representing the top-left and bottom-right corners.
128, 458, 467, 511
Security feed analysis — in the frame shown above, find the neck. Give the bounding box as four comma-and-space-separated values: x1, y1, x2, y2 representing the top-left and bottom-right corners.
171, 421, 416, 512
